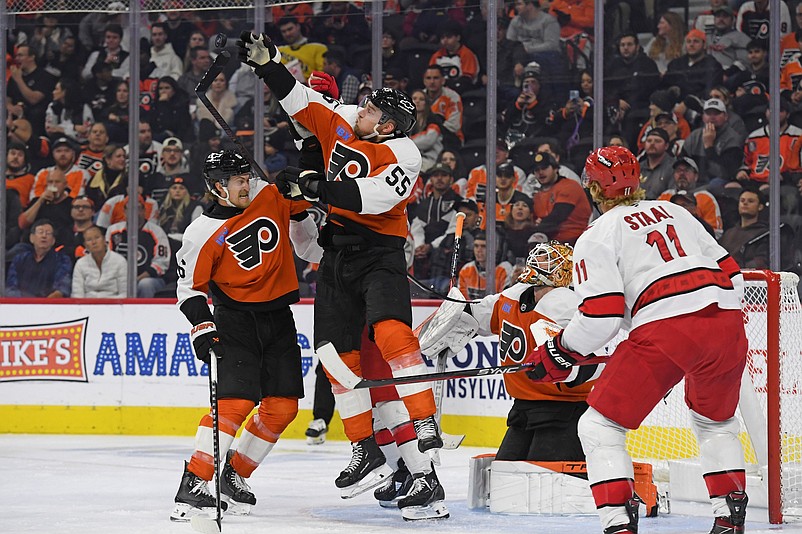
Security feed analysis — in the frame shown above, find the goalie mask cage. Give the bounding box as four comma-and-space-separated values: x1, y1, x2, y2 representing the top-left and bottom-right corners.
624, 270, 802, 524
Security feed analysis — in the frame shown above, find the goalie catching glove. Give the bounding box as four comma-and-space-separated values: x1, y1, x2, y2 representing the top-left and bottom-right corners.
275, 166, 325, 202
190, 321, 224, 364
525, 332, 586, 383
236, 31, 281, 77
416, 287, 478, 356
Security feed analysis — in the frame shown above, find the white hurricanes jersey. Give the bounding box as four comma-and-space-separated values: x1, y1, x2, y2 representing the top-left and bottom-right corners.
561, 200, 744, 356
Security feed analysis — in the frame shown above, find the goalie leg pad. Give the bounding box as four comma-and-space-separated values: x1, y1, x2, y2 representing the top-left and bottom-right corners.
489, 460, 597, 514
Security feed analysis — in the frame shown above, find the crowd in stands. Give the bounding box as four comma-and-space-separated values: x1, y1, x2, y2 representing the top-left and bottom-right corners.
5, 0, 802, 300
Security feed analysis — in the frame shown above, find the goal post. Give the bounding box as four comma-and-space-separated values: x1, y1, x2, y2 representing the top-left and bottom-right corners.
624, 270, 802, 524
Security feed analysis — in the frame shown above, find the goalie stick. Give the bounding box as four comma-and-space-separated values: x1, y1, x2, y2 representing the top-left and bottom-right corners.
195, 51, 271, 184
190, 351, 223, 534
432, 212, 467, 450
319, 323, 607, 390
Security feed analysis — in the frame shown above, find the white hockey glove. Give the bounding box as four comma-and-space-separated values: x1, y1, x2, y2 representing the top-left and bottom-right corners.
416, 287, 479, 357
236, 31, 281, 74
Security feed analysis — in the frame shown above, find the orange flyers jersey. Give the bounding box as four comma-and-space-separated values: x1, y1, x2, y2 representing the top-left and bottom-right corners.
430, 45, 480, 84
533, 178, 592, 243
781, 58, 802, 91
428, 87, 464, 142
458, 260, 512, 300
741, 125, 802, 182
279, 83, 422, 240
32, 166, 90, 201
176, 180, 311, 309
657, 189, 723, 238
465, 164, 527, 201
96, 194, 159, 228
471, 283, 591, 401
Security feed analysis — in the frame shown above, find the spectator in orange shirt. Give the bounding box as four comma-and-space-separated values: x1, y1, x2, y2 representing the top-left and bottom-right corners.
458, 231, 513, 299
429, 19, 480, 93
30, 137, 90, 202
549, 0, 594, 38
423, 65, 464, 148
531, 152, 592, 245
6, 141, 35, 209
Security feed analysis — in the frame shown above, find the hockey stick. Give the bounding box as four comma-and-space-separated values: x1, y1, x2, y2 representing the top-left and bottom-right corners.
433, 212, 467, 450
191, 350, 222, 534
195, 51, 271, 184
319, 341, 607, 389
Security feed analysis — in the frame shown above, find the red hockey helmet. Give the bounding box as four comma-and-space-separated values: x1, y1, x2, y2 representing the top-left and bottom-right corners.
583, 146, 641, 199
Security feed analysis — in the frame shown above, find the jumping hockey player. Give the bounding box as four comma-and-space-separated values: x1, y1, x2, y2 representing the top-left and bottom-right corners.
237, 32, 442, 498
360, 329, 448, 520
527, 146, 748, 533
170, 150, 322, 521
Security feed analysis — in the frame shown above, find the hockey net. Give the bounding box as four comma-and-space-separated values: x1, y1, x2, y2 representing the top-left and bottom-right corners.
623, 270, 802, 523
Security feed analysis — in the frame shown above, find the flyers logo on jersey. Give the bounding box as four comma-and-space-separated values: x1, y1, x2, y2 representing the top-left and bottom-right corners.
225, 217, 281, 270
499, 320, 527, 363
327, 141, 371, 182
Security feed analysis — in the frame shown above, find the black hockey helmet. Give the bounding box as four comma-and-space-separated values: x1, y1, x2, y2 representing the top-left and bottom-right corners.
367, 87, 416, 135
203, 150, 250, 191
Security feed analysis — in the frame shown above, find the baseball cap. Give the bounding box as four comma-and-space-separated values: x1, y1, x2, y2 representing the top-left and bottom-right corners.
497, 161, 516, 176
455, 198, 479, 213
703, 98, 727, 113
686, 29, 706, 42
712, 5, 735, 16
673, 156, 699, 173
428, 162, 454, 176
655, 112, 677, 124
645, 127, 669, 143
162, 137, 183, 151
532, 152, 557, 169
169, 175, 188, 188
52, 136, 75, 151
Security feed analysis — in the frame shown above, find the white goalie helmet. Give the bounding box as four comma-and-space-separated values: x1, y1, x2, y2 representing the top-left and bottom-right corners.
518, 241, 574, 288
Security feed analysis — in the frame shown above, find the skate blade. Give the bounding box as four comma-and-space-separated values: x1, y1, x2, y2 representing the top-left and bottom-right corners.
221, 495, 252, 516
170, 502, 219, 522
340, 464, 394, 499
401, 500, 449, 521
306, 434, 326, 445
378, 498, 400, 509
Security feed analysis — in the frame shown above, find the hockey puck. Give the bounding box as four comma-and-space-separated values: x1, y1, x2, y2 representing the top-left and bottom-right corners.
214, 33, 227, 50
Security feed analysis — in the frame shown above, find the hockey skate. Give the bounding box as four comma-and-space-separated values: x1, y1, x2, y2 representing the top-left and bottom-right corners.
398, 469, 449, 521
374, 459, 413, 508
335, 435, 393, 499
603, 497, 640, 534
170, 461, 228, 522
221, 450, 256, 515
710, 491, 748, 534
413, 415, 443, 452
305, 418, 328, 445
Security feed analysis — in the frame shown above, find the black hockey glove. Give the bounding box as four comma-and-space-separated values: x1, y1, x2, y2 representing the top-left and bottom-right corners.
275, 166, 324, 202
190, 321, 224, 364
236, 31, 281, 78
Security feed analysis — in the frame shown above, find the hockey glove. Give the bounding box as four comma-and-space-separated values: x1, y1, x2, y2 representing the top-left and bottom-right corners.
308, 71, 339, 100
236, 31, 281, 76
525, 332, 584, 383
276, 166, 324, 202
190, 321, 224, 364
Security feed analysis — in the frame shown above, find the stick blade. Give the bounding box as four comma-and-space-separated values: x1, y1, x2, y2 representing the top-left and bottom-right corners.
317, 342, 361, 389
190, 515, 221, 534
441, 432, 465, 449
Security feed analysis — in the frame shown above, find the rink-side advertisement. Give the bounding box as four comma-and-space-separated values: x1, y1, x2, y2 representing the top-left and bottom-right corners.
0, 302, 511, 444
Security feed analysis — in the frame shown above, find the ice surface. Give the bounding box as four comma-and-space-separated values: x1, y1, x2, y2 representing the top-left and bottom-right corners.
1, 434, 800, 534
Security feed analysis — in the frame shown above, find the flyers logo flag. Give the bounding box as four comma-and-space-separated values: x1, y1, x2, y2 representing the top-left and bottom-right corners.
327, 141, 371, 182
0, 318, 88, 383
499, 320, 528, 363
226, 217, 281, 270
